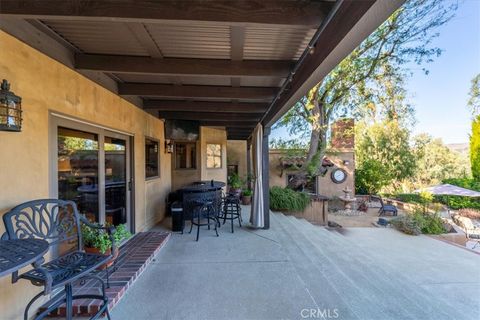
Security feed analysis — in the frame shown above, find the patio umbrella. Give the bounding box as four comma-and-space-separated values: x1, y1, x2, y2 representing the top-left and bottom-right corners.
414, 184, 480, 214
414, 184, 480, 198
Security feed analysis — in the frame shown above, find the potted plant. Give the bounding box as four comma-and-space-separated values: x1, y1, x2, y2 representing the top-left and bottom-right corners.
228, 173, 243, 196
82, 223, 131, 269
241, 189, 253, 205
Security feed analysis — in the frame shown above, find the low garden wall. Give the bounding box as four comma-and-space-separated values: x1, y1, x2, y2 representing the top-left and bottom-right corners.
291, 197, 329, 225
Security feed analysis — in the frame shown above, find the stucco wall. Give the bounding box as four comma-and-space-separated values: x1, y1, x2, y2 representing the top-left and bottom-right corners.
200, 127, 227, 184
268, 149, 355, 199
171, 141, 201, 190
226, 140, 247, 179
317, 149, 355, 198
171, 127, 227, 190
0, 31, 171, 319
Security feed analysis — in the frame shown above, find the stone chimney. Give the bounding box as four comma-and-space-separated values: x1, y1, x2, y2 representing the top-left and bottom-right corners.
330, 118, 354, 149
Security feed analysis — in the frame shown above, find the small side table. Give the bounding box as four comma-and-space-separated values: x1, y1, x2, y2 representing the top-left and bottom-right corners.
0, 238, 49, 278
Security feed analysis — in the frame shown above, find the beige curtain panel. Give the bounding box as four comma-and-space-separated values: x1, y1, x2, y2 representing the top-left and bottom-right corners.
250, 123, 264, 228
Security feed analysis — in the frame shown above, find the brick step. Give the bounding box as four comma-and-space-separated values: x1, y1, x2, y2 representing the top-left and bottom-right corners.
40, 231, 170, 318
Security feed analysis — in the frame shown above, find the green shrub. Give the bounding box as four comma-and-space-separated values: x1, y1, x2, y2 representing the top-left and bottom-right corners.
355, 158, 391, 195
227, 173, 243, 189
396, 189, 480, 210
435, 195, 480, 210
269, 186, 311, 212
418, 212, 446, 234
437, 178, 480, 209
390, 215, 422, 235
242, 189, 253, 196
391, 210, 446, 235
395, 193, 422, 204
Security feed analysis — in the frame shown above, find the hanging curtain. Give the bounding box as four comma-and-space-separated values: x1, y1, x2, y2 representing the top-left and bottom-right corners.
250, 123, 264, 228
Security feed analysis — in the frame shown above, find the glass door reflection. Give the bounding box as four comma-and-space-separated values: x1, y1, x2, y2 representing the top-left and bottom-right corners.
104, 137, 127, 226
58, 127, 99, 222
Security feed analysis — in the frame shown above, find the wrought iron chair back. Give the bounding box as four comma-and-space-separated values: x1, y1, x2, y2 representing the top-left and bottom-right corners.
2, 199, 113, 320
2, 199, 83, 253
183, 190, 222, 219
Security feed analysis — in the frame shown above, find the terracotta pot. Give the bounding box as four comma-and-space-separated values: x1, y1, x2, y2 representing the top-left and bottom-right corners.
241, 195, 252, 205
84, 246, 118, 270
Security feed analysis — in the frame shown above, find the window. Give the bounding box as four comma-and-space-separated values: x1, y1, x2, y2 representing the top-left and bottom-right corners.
145, 138, 159, 178
206, 144, 222, 169
175, 142, 196, 169
287, 174, 317, 194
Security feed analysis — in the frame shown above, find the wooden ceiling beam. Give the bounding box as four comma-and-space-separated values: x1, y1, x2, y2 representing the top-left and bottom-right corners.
227, 130, 254, 135
119, 83, 277, 100
226, 127, 255, 131
158, 111, 261, 122
200, 121, 258, 127
262, 0, 378, 126
0, 1, 333, 27
75, 54, 291, 77
143, 100, 267, 113
230, 25, 245, 87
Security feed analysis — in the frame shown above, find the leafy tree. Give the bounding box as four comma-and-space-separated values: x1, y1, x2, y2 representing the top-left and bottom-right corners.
468, 74, 480, 116
468, 74, 480, 180
355, 158, 390, 194
471, 116, 480, 180
355, 120, 416, 193
409, 134, 470, 188
273, 0, 456, 188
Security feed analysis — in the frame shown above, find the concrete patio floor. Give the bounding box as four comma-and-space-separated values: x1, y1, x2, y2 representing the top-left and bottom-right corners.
110, 206, 480, 320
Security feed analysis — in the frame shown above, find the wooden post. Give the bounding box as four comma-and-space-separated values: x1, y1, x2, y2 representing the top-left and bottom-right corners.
262, 126, 270, 229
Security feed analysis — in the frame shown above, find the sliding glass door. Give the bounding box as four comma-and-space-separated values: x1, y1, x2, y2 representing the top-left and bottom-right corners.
53, 116, 131, 229
104, 136, 127, 225
58, 127, 100, 222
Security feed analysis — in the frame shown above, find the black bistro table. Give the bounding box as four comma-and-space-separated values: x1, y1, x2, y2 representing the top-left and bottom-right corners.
0, 238, 49, 278
180, 180, 226, 193
180, 180, 225, 218
179, 181, 225, 238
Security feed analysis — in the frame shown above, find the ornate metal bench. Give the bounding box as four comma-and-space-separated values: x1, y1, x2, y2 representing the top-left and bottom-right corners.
2, 199, 114, 320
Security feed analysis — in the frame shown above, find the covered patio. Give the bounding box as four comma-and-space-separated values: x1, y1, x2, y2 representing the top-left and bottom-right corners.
112, 207, 479, 320
3, 0, 462, 319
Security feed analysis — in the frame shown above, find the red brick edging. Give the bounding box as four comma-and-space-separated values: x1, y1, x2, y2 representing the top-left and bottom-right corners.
42, 231, 171, 317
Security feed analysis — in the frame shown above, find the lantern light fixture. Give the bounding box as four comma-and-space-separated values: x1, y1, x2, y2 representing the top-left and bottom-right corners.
0, 79, 22, 132
165, 139, 174, 153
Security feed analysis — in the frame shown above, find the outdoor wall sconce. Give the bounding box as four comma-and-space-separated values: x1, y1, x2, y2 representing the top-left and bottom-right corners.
165, 140, 174, 153
0, 79, 22, 132
343, 160, 350, 165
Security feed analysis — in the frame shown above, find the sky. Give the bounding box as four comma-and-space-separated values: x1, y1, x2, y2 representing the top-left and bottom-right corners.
407, 0, 479, 144
272, 0, 480, 145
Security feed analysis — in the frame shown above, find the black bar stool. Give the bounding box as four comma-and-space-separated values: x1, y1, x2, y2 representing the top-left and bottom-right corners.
221, 195, 242, 233
188, 199, 219, 241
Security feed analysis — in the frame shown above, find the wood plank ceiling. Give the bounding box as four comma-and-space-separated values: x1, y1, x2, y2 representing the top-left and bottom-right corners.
0, 0, 378, 140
